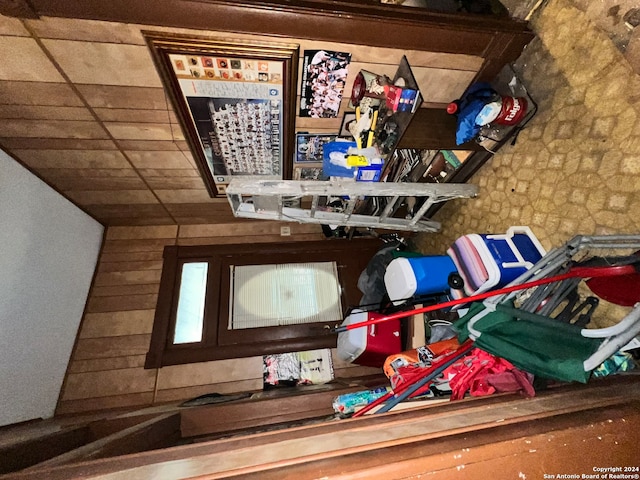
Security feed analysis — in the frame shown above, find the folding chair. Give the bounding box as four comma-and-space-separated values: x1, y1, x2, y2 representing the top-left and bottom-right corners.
455, 234, 640, 383
456, 301, 640, 383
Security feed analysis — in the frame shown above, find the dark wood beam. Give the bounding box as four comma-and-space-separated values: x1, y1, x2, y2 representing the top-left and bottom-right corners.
179, 381, 386, 437
0, 426, 92, 474
0, 0, 38, 18
21, 0, 533, 58
26, 413, 181, 470
8, 375, 640, 480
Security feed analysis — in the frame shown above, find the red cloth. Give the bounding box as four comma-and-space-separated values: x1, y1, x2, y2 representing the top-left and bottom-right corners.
388, 347, 534, 400
442, 348, 535, 400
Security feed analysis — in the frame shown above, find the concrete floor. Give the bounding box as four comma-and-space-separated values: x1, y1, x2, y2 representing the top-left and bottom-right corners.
415, 0, 640, 326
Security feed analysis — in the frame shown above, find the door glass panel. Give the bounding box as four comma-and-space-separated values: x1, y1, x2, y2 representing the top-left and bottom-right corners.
173, 262, 208, 344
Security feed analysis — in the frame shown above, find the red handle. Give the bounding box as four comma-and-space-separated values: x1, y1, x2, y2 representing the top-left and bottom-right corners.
335, 264, 636, 333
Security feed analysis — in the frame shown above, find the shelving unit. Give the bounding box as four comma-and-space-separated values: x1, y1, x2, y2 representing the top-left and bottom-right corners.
394, 63, 537, 215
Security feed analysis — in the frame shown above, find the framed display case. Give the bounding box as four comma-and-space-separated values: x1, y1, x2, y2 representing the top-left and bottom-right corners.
144, 32, 299, 197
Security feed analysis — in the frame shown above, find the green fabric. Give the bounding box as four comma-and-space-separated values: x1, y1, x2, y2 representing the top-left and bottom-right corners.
454, 302, 603, 383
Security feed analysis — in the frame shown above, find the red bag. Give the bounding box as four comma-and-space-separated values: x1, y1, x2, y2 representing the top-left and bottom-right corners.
442, 348, 535, 400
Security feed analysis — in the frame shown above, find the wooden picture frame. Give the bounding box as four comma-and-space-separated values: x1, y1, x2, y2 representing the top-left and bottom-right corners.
339, 111, 357, 138
293, 164, 324, 180
144, 32, 299, 197
295, 133, 338, 163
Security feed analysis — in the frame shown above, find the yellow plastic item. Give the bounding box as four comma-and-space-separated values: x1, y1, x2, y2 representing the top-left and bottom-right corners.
367, 110, 379, 147
366, 130, 374, 148
346, 154, 370, 166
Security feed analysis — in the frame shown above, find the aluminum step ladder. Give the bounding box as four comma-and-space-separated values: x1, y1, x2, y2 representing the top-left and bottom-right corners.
226, 178, 478, 232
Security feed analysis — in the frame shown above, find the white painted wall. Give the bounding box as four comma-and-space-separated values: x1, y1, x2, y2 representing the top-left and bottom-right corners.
0, 150, 103, 427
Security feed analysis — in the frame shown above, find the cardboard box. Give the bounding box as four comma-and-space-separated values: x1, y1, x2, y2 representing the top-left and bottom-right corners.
385, 84, 419, 112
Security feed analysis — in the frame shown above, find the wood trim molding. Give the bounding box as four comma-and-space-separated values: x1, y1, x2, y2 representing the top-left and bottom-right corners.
25, 413, 181, 470
179, 380, 386, 438
26, 0, 533, 55
0, 426, 91, 474
144, 246, 178, 368
10, 375, 640, 479
250, 402, 640, 479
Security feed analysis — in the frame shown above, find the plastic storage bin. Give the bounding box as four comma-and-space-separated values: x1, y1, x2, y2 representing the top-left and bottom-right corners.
384, 255, 458, 306
447, 226, 546, 296
337, 310, 402, 368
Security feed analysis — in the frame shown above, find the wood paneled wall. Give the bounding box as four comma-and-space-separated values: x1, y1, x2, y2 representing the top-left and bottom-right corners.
57, 223, 380, 416
0, 5, 531, 418
0, 14, 484, 226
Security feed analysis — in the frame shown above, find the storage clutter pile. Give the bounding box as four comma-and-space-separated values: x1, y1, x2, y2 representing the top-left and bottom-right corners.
264, 349, 334, 388
333, 230, 640, 417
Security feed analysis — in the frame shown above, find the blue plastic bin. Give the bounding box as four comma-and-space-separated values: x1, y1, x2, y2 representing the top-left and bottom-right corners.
384, 255, 457, 306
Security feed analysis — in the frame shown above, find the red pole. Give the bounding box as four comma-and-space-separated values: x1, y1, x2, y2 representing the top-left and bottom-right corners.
352, 339, 475, 417
332, 264, 636, 334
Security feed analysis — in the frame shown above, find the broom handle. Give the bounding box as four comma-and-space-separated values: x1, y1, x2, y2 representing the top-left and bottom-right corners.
332, 264, 635, 334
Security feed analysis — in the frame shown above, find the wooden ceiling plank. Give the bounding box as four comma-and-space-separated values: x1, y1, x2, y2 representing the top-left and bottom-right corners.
86, 294, 158, 313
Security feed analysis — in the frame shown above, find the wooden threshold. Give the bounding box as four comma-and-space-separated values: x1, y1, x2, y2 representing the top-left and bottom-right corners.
21, 413, 181, 471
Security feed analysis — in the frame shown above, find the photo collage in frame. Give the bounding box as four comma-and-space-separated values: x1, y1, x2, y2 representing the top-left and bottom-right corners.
296, 49, 353, 181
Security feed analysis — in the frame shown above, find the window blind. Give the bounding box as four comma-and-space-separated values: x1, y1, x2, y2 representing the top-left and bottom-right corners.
230, 262, 342, 330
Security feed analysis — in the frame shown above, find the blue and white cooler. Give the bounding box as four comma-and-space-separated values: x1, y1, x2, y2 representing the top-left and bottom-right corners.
447, 226, 546, 297
384, 255, 458, 306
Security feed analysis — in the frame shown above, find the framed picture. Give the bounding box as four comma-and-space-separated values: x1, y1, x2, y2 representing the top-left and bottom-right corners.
299, 50, 352, 119
295, 133, 338, 163
339, 111, 357, 138
144, 32, 299, 197
293, 165, 325, 180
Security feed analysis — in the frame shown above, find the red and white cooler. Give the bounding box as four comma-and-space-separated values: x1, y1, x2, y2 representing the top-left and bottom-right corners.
337, 310, 402, 368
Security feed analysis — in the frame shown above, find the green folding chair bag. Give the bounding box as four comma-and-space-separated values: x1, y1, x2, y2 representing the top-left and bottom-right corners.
454, 302, 603, 383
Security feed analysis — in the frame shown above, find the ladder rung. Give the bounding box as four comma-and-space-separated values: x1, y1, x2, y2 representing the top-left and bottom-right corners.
409, 197, 435, 226
343, 198, 357, 221
310, 195, 319, 218
379, 196, 400, 220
